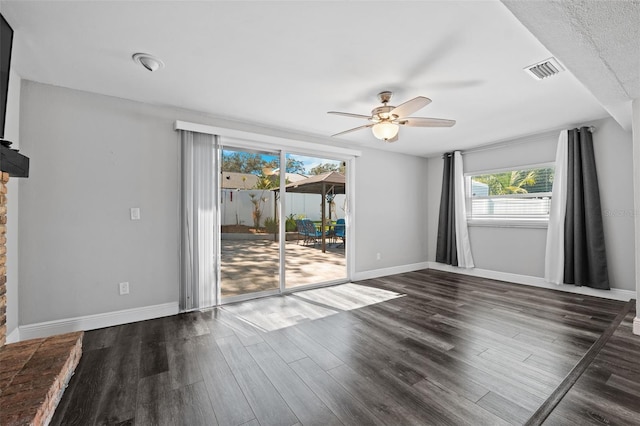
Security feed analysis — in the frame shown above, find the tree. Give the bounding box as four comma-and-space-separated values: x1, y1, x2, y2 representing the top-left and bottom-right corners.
249, 173, 277, 229
473, 168, 552, 195
253, 173, 277, 190
309, 162, 344, 175
286, 157, 306, 174
248, 193, 267, 229
222, 152, 277, 174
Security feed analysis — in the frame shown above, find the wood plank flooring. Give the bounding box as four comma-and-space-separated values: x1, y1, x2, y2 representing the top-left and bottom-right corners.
50, 269, 640, 425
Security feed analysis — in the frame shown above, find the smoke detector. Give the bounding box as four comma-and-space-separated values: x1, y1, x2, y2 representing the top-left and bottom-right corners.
132, 53, 164, 72
524, 57, 564, 80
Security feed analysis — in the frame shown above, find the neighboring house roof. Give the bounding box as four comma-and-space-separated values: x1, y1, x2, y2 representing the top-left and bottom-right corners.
270, 169, 308, 183
221, 172, 258, 189
283, 173, 308, 183
280, 171, 346, 194
222, 171, 310, 189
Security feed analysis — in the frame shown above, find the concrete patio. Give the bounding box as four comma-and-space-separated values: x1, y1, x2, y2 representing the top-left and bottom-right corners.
220, 238, 346, 297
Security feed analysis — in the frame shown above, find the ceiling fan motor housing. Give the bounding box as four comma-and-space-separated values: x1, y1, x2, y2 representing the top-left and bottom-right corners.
377, 91, 393, 104
372, 105, 395, 121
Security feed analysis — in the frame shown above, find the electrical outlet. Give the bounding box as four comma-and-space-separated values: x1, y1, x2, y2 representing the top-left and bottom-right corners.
376, 252, 381, 260
119, 282, 130, 295
130, 207, 140, 220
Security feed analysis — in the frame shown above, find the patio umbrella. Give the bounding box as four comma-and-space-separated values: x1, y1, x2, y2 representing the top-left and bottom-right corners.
274, 171, 346, 252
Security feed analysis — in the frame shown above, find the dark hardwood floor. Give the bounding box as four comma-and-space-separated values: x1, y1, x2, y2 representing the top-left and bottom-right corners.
51, 269, 640, 425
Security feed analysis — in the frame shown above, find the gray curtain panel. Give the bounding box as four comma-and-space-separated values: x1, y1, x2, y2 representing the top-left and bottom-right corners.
564, 127, 610, 289
436, 152, 458, 266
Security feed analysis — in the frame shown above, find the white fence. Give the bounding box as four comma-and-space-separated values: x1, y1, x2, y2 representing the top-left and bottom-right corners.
220, 189, 346, 226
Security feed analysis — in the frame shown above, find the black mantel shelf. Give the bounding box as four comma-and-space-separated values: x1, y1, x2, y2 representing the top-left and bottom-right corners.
0, 142, 29, 177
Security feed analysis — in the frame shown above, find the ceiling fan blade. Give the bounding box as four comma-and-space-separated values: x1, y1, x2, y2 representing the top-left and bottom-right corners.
331, 123, 374, 137
390, 96, 431, 118
398, 117, 456, 127
327, 111, 371, 120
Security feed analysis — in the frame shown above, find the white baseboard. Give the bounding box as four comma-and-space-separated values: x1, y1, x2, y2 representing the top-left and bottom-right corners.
6, 326, 20, 343
634, 317, 640, 336
352, 262, 430, 282
427, 262, 636, 302
18, 302, 179, 341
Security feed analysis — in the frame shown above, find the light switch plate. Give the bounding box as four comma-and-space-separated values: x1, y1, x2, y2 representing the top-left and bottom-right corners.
130, 207, 140, 220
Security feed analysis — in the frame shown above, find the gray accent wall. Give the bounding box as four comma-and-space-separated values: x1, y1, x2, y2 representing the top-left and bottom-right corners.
19, 82, 180, 324
353, 147, 428, 273
18, 81, 430, 325
427, 117, 635, 292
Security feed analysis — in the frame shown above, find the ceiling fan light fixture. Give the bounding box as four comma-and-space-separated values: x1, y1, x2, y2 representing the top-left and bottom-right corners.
132, 52, 165, 72
328, 91, 453, 142
372, 122, 399, 141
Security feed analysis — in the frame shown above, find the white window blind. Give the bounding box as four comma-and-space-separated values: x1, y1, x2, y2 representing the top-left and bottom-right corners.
467, 166, 554, 221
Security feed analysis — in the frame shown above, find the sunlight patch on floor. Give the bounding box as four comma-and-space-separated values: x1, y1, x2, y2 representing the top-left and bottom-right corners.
295, 283, 405, 311
221, 283, 405, 332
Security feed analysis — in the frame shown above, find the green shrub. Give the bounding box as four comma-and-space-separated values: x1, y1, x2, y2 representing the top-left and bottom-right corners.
264, 217, 278, 234
285, 214, 297, 232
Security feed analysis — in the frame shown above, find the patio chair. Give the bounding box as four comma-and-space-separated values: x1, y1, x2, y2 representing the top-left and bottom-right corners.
334, 218, 345, 248
300, 219, 323, 246
295, 219, 305, 245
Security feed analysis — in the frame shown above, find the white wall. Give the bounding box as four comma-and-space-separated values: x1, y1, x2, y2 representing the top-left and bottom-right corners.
4, 69, 21, 340
19, 82, 180, 325
633, 98, 640, 329
427, 117, 635, 292
18, 81, 429, 326
354, 147, 429, 274
593, 117, 636, 292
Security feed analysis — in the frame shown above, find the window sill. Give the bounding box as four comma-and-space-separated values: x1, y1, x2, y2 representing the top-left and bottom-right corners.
467, 219, 549, 229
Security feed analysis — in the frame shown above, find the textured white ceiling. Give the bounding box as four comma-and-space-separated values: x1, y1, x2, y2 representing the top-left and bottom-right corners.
0, 0, 613, 156
503, 0, 640, 131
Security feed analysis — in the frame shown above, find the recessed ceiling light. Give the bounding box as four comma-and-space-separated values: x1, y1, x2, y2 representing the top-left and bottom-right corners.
132, 53, 164, 72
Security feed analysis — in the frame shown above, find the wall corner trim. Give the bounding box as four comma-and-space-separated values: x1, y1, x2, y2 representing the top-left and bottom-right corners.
634, 317, 640, 336
17, 302, 179, 341
5, 326, 20, 344
427, 262, 636, 302
352, 262, 430, 281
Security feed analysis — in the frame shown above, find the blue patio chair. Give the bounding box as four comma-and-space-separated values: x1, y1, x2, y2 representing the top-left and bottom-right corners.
334, 218, 345, 248
301, 219, 323, 246
295, 219, 305, 245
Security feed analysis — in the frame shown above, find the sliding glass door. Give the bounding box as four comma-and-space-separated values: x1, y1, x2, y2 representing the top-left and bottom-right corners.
219, 147, 281, 300
283, 153, 347, 289
217, 145, 349, 303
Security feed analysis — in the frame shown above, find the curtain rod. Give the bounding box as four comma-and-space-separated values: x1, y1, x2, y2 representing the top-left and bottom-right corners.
440, 125, 596, 158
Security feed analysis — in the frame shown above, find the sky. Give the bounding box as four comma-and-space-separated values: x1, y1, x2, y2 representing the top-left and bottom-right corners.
288, 154, 341, 174
229, 151, 341, 175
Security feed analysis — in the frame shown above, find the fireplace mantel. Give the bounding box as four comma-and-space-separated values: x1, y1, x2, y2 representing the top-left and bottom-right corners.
0, 143, 29, 177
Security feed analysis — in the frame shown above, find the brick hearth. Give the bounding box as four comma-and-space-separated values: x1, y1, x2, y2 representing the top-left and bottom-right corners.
0, 332, 83, 426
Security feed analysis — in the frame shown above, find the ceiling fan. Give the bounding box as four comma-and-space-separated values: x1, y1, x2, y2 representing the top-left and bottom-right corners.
328, 91, 455, 142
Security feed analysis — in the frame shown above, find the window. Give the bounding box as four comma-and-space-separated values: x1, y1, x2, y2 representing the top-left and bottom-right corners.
466, 164, 554, 225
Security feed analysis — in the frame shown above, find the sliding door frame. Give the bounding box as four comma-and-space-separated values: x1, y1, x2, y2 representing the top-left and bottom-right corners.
175, 120, 361, 306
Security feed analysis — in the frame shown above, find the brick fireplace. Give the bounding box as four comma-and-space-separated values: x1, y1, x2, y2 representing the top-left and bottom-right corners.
0, 171, 8, 346
0, 139, 30, 346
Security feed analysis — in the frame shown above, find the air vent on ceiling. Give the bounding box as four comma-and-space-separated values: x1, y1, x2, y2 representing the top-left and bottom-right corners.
524, 57, 564, 80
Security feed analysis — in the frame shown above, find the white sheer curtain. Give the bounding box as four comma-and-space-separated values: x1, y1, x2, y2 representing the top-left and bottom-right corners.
454, 151, 474, 268
180, 130, 217, 310
545, 131, 568, 284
